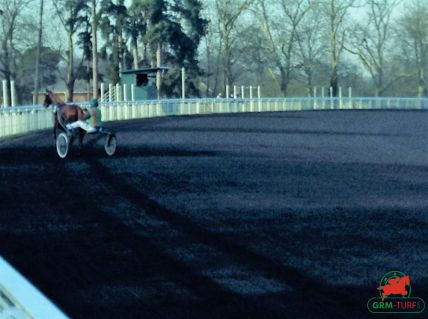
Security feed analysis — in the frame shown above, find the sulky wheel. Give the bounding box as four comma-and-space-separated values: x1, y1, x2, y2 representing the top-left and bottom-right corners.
104, 133, 117, 156
56, 132, 70, 159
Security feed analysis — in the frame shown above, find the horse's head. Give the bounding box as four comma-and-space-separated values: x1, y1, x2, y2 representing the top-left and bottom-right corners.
43, 92, 53, 108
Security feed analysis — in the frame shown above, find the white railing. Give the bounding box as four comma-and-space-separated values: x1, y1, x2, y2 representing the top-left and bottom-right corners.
100, 85, 117, 103
1, 97, 427, 139
0, 105, 52, 139
0, 256, 68, 319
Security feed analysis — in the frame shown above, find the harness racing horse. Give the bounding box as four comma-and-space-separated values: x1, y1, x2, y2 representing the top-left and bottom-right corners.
43, 90, 86, 148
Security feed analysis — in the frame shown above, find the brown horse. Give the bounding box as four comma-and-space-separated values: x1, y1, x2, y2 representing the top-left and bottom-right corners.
43, 90, 86, 146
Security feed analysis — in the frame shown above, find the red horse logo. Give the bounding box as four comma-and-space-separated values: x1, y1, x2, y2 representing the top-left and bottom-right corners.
377, 275, 410, 301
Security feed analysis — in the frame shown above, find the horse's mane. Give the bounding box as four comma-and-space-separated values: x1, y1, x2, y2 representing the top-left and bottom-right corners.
46, 90, 66, 106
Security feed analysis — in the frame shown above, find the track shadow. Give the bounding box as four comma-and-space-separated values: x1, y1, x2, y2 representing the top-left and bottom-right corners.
0, 145, 220, 164
84, 158, 368, 318
0, 159, 286, 319
81, 144, 220, 159
120, 126, 409, 137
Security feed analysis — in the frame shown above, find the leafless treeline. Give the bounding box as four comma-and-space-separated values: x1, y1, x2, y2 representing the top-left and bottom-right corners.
202, 0, 428, 97
0, 0, 427, 103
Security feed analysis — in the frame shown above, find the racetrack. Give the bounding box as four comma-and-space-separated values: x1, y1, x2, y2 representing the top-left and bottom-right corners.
0, 110, 427, 318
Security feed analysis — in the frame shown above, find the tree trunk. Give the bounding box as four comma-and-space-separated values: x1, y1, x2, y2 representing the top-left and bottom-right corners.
306, 67, 313, 94
67, 30, 74, 102
33, 0, 44, 104
418, 68, 426, 97
132, 36, 139, 69
1, 42, 12, 105
111, 34, 120, 84
204, 37, 211, 97
330, 29, 339, 97
223, 33, 233, 93
330, 70, 338, 97
330, 3, 339, 98
142, 42, 148, 66
225, 50, 231, 86
67, 79, 75, 103
119, 33, 125, 72
280, 68, 289, 97
92, 0, 98, 99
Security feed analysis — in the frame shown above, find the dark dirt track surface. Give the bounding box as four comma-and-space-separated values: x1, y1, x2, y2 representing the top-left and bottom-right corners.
0, 110, 427, 319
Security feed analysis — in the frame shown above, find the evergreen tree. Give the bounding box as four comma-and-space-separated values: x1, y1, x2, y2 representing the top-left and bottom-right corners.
77, 12, 93, 96
125, 0, 206, 97
164, 0, 207, 97
99, 0, 129, 84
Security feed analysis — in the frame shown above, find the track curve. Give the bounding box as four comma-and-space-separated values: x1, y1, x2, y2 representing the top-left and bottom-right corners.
0, 110, 427, 318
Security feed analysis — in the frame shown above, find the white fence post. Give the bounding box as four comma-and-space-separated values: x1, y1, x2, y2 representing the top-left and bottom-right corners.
250, 86, 253, 111
339, 86, 342, 109
241, 86, 244, 99
233, 85, 237, 98
123, 84, 127, 101
2, 80, 8, 107
100, 83, 105, 102
321, 87, 325, 109
116, 83, 121, 101
109, 84, 113, 102
329, 86, 333, 109
181, 67, 186, 99
313, 86, 317, 109
10, 81, 16, 107
348, 87, 352, 109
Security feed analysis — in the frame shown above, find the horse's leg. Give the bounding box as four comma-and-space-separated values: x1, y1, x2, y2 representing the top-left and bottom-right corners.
78, 128, 85, 147
52, 113, 57, 140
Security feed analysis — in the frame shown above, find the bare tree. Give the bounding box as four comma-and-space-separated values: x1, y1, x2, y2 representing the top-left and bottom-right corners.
201, 17, 220, 96
215, 0, 254, 91
296, 2, 328, 93
345, 0, 401, 96
52, 0, 88, 101
0, 0, 34, 103
254, 0, 311, 96
396, 0, 428, 96
319, 0, 359, 96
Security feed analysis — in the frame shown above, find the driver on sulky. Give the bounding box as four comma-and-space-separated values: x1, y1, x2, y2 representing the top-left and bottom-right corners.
66, 99, 103, 133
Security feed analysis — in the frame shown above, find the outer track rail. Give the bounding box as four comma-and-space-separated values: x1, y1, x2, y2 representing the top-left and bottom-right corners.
1, 97, 427, 139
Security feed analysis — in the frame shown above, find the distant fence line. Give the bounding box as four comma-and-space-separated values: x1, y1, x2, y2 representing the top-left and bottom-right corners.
0, 97, 427, 139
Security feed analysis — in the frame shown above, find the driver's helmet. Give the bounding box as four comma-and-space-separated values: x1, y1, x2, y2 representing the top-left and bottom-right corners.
90, 98, 99, 108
